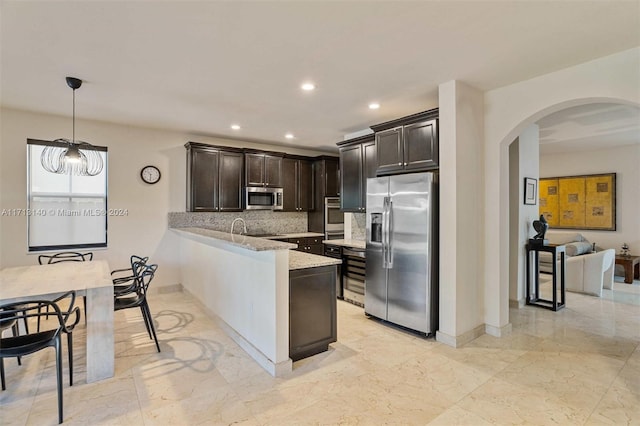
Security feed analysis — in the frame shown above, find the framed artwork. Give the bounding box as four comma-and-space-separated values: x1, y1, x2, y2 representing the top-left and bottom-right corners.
524, 177, 537, 205
539, 173, 616, 230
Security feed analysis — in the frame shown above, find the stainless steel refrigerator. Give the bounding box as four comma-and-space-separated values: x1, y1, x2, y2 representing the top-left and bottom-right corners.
365, 172, 438, 335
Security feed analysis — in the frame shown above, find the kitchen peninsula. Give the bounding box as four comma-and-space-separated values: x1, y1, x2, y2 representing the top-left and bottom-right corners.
172, 227, 340, 376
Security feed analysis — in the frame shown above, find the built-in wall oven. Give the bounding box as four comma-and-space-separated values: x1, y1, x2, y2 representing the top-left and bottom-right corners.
324, 197, 344, 239
342, 247, 365, 307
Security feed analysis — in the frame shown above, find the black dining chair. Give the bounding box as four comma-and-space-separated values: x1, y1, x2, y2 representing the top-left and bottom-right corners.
111, 255, 149, 295
114, 263, 161, 353
0, 291, 81, 424
37, 252, 92, 330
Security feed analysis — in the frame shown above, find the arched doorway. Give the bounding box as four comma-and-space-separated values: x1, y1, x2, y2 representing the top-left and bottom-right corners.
497, 98, 640, 326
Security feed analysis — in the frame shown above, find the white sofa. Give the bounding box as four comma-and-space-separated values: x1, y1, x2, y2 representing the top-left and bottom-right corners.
538, 231, 615, 297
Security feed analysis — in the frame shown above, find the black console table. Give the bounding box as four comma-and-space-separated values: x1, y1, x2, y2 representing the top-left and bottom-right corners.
525, 243, 566, 311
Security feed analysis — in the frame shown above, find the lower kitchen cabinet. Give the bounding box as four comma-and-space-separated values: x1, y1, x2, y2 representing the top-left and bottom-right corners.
289, 265, 337, 361
289, 237, 323, 255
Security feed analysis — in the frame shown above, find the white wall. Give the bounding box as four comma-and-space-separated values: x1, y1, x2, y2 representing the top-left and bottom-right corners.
540, 144, 640, 254
0, 107, 331, 287
483, 47, 640, 331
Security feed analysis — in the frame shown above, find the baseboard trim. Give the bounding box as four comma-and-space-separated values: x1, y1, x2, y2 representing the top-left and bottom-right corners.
509, 298, 525, 309
436, 324, 485, 348
149, 283, 183, 295
485, 322, 512, 337
181, 287, 292, 377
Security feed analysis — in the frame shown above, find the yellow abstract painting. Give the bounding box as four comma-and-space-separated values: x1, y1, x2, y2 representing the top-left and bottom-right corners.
539, 173, 615, 230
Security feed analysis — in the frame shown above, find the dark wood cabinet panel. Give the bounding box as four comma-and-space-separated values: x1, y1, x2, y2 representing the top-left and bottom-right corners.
370, 109, 439, 175
339, 143, 363, 212
375, 127, 403, 174
245, 153, 282, 187
245, 153, 265, 187
288, 237, 323, 254
338, 135, 375, 213
363, 140, 378, 181
282, 157, 312, 212
308, 156, 340, 233
323, 158, 340, 197
298, 160, 312, 211
281, 157, 298, 212
189, 148, 219, 211
265, 155, 282, 187
218, 151, 244, 211
289, 265, 337, 361
403, 119, 438, 171
186, 142, 243, 212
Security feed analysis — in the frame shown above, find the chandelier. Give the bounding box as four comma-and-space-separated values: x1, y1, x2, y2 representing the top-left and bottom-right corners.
41, 77, 104, 176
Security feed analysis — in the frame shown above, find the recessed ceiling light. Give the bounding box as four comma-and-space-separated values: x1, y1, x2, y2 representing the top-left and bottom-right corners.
301, 82, 316, 91
369, 103, 380, 110
285, 133, 295, 139
231, 124, 241, 130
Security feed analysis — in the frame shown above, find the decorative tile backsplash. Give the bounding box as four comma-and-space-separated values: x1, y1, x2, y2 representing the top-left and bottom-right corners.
168, 211, 308, 235
350, 213, 366, 240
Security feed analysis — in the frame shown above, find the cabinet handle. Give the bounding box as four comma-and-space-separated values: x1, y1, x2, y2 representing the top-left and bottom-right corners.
398, 162, 402, 166
404, 163, 407, 166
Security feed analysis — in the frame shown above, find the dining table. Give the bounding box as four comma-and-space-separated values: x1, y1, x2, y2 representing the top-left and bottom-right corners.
0, 260, 114, 383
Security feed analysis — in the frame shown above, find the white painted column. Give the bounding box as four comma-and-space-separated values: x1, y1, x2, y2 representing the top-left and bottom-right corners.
437, 80, 486, 347
509, 124, 540, 305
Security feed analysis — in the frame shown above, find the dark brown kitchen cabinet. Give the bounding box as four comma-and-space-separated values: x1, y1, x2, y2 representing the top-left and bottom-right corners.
245, 152, 282, 188
282, 157, 313, 212
308, 156, 341, 234
371, 108, 439, 175
289, 265, 337, 361
186, 142, 243, 212
289, 237, 323, 255
218, 151, 244, 211
313, 156, 340, 197
338, 134, 376, 212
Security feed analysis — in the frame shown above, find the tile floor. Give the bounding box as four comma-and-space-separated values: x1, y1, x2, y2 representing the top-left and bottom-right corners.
1, 277, 638, 425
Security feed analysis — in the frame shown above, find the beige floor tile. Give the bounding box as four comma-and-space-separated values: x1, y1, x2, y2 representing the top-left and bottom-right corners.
2, 285, 638, 425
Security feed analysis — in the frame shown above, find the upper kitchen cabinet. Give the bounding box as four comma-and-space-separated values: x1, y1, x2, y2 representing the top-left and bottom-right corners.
245, 151, 283, 188
313, 156, 340, 197
282, 156, 313, 212
186, 142, 243, 212
371, 108, 439, 175
338, 134, 376, 212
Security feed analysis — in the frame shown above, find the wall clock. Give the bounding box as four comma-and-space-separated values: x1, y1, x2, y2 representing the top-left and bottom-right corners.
140, 165, 161, 184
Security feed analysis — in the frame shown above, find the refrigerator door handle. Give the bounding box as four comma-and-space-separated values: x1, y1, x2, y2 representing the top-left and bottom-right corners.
388, 199, 394, 269
382, 196, 389, 268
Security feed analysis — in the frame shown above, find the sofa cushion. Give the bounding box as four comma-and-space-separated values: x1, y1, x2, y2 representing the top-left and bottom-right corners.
566, 241, 592, 256
546, 231, 586, 245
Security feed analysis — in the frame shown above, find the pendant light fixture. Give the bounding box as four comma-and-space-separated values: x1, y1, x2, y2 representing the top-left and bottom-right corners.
41, 77, 104, 176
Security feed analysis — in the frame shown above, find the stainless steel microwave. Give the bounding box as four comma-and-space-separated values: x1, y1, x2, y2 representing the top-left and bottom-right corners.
245, 187, 283, 210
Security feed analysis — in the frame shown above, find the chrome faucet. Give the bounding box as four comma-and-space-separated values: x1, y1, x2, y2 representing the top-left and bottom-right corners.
230, 217, 247, 235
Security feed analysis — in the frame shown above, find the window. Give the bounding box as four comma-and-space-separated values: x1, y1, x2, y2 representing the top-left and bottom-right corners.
27, 139, 108, 251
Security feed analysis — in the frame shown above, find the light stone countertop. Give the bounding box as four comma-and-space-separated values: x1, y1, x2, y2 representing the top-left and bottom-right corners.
288, 250, 342, 270
263, 232, 325, 239
173, 227, 296, 251
322, 239, 366, 250
173, 227, 341, 269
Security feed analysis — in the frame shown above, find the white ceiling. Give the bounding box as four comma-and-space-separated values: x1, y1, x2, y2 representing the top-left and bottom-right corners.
538, 103, 640, 155
1, 1, 639, 152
